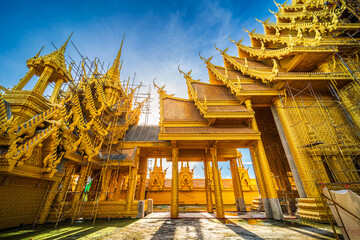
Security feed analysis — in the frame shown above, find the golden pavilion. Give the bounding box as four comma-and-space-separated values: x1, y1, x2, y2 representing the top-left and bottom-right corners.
0, 0, 359, 229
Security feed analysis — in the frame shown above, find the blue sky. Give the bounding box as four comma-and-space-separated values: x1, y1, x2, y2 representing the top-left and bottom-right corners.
0, 0, 279, 179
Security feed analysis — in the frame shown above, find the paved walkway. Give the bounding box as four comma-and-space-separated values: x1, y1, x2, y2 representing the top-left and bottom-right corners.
103, 212, 337, 240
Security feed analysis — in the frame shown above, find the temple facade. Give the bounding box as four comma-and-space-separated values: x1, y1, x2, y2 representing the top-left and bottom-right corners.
0, 0, 359, 230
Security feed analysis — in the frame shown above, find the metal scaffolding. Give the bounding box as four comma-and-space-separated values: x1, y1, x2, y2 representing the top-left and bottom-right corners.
33, 38, 152, 227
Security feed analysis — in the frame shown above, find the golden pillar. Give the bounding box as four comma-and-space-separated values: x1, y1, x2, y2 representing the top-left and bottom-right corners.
249, 148, 271, 214
37, 180, 61, 224
171, 147, 179, 218
126, 166, 138, 212
114, 174, 124, 200
33, 66, 54, 95
100, 169, 112, 201
229, 158, 246, 212
49, 79, 64, 103
245, 99, 283, 220
210, 148, 225, 218
136, 155, 148, 200
13, 67, 36, 90
136, 173, 146, 200
273, 98, 316, 198
204, 154, 213, 213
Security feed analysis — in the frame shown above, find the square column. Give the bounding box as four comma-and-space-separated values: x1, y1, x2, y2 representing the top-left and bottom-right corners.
210, 148, 225, 218
249, 148, 272, 218
171, 148, 179, 218
204, 154, 213, 213
272, 98, 316, 198
229, 158, 246, 212
245, 99, 283, 220
126, 166, 138, 212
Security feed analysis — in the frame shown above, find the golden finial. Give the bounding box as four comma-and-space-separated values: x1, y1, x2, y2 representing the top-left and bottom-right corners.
255, 17, 270, 25
68, 61, 75, 74
116, 34, 125, 63
297, 27, 303, 39
214, 44, 229, 54
199, 52, 213, 63
274, 0, 281, 10
178, 65, 192, 78
81, 58, 88, 79
272, 59, 278, 76
243, 27, 256, 35
224, 66, 229, 79
269, 9, 276, 15
314, 29, 322, 42
260, 41, 265, 52
58, 32, 73, 54
288, 35, 295, 48
35, 46, 44, 58
255, 17, 263, 23
237, 75, 242, 90
153, 78, 166, 93
275, 27, 280, 37
229, 36, 243, 46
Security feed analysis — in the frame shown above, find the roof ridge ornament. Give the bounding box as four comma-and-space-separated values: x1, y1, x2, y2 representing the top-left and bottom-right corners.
255, 17, 270, 25
199, 52, 213, 63
214, 44, 229, 55
269, 9, 277, 16
243, 27, 256, 35
229, 36, 243, 46
153, 78, 167, 94
178, 65, 193, 80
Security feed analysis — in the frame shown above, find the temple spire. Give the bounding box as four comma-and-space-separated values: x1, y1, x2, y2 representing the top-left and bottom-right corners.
105, 34, 125, 84
55, 32, 73, 58
35, 46, 44, 58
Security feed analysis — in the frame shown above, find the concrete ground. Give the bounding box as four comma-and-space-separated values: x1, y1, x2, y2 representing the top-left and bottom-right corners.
105, 212, 339, 240
0, 212, 340, 240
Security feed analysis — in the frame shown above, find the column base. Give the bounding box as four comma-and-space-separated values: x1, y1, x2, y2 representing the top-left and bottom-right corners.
262, 198, 273, 219
235, 197, 247, 212
137, 200, 145, 218
269, 198, 284, 221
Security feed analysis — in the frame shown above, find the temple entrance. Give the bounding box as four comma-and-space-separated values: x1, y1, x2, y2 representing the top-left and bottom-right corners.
124, 116, 300, 221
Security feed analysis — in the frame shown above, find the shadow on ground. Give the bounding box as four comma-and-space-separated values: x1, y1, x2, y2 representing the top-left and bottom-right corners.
149, 217, 339, 240
0, 218, 138, 240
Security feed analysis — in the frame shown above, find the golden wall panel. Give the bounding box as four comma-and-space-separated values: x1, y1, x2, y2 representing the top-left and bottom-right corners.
0, 175, 49, 229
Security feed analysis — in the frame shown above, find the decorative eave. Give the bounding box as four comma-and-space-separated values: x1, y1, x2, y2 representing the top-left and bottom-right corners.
220, 51, 353, 90
200, 55, 280, 104
159, 127, 261, 141
183, 76, 254, 123
230, 36, 336, 60
272, 4, 342, 21
260, 20, 360, 33
249, 32, 359, 47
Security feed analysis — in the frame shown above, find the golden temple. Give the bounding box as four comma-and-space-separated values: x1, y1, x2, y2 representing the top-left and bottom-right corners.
0, 0, 360, 230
